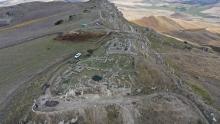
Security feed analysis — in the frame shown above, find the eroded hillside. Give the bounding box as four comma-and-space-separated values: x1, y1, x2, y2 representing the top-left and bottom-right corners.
134, 16, 220, 52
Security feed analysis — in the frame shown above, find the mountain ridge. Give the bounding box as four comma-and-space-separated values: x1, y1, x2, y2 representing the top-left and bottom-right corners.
164, 0, 220, 5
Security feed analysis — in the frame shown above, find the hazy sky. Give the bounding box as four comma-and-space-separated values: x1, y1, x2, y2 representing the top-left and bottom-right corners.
111, 0, 151, 7
0, 0, 88, 7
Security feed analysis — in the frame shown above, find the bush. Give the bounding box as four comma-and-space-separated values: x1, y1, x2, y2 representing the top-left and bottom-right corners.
92, 75, 103, 81
54, 19, 64, 26
45, 100, 59, 107
87, 49, 94, 54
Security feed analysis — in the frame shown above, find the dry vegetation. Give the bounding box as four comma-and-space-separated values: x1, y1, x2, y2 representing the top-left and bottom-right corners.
133, 16, 184, 32
134, 15, 220, 51
55, 30, 106, 42
147, 31, 220, 110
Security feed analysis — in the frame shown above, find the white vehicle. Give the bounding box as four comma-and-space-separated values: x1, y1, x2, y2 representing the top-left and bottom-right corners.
74, 53, 82, 59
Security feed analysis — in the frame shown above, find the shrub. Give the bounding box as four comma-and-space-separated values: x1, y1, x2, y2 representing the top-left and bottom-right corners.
54, 19, 64, 26
92, 75, 103, 81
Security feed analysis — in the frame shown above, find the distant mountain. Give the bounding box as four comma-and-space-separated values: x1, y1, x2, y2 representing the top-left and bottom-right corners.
134, 15, 220, 47
0, 0, 90, 7
0, 0, 219, 7
133, 16, 184, 32
0, 0, 58, 7
164, 0, 220, 5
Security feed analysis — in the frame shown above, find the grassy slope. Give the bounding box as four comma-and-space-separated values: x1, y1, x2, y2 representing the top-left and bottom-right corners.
0, 35, 97, 103
0, 32, 103, 123
147, 31, 220, 110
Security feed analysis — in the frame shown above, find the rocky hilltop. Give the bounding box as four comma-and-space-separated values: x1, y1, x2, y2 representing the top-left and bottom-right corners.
0, 0, 219, 124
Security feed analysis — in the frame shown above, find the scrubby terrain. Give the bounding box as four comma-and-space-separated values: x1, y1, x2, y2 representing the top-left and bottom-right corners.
0, 0, 219, 124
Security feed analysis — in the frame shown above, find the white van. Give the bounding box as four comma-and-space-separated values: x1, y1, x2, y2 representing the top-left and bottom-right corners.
74, 53, 82, 59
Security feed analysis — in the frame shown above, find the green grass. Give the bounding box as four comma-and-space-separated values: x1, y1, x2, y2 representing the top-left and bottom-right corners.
189, 83, 213, 105
164, 57, 180, 70
148, 32, 216, 104
4, 78, 43, 124
106, 105, 121, 124
2, 62, 58, 124
0, 34, 101, 123
0, 35, 97, 102
149, 33, 215, 106
147, 31, 195, 52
